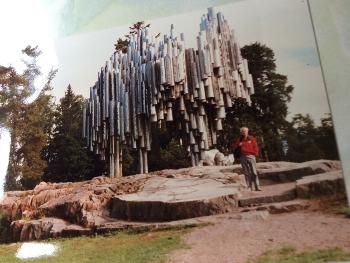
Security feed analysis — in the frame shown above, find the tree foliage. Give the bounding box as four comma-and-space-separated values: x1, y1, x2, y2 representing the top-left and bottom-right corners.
114, 38, 129, 53
217, 42, 339, 163
114, 21, 152, 52
284, 113, 339, 162
0, 66, 26, 130
217, 42, 294, 161
1, 46, 56, 191
17, 86, 55, 189
148, 124, 190, 171
0, 65, 27, 190
284, 114, 323, 162
42, 85, 105, 183
122, 123, 190, 176
317, 113, 339, 160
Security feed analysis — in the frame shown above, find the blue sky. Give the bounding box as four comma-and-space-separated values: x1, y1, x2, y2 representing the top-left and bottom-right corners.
285, 47, 320, 67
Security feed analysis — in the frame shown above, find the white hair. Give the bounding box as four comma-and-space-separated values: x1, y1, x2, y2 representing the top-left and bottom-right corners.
240, 127, 249, 132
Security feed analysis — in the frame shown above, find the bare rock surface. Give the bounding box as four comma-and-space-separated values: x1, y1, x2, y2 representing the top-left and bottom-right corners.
296, 170, 345, 198
10, 218, 91, 241
0, 160, 344, 242
110, 176, 241, 221
1, 175, 150, 224
258, 160, 341, 182
238, 182, 297, 207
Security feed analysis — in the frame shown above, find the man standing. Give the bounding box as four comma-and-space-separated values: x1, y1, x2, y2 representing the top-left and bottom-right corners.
233, 127, 261, 191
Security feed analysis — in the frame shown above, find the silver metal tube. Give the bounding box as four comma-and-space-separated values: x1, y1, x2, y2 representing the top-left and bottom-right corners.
83, 9, 254, 176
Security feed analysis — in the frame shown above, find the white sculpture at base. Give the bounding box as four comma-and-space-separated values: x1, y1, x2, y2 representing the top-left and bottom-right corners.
201, 149, 234, 166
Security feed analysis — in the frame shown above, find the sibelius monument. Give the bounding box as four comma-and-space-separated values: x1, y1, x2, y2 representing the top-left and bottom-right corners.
82, 7, 254, 177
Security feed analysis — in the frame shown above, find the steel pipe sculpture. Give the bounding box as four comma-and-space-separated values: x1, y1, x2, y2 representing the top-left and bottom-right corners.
83, 7, 254, 177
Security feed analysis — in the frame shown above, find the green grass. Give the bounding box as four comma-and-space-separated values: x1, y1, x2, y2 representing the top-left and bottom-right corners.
335, 206, 350, 218
247, 245, 350, 263
0, 229, 188, 263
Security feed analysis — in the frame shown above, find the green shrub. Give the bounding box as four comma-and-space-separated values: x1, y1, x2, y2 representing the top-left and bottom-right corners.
0, 212, 11, 243
336, 207, 350, 218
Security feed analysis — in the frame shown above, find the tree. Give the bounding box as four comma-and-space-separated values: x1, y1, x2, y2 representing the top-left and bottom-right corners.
316, 113, 339, 160
1, 65, 27, 190
114, 38, 129, 53
148, 124, 190, 172
122, 123, 190, 176
284, 114, 323, 162
17, 83, 55, 189
1, 46, 55, 191
114, 21, 152, 52
284, 113, 339, 162
0, 66, 26, 131
42, 85, 105, 183
218, 43, 294, 161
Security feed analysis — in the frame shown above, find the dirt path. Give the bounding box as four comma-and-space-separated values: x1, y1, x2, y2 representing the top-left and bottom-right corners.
169, 210, 350, 263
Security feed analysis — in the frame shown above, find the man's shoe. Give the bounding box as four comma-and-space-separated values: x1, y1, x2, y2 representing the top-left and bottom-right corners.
256, 187, 262, 191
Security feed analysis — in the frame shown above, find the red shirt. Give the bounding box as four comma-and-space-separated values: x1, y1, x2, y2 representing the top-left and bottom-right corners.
234, 136, 259, 157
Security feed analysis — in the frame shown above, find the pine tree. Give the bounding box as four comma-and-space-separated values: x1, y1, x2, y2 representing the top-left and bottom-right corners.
114, 21, 150, 52
316, 114, 339, 160
218, 43, 294, 161
42, 85, 105, 183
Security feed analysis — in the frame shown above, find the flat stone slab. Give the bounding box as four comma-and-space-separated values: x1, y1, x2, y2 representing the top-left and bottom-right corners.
110, 176, 240, 221
258, 160, 341, 182
238, 182, 296, 207
296, 170, 345, 198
